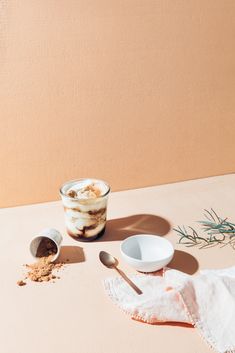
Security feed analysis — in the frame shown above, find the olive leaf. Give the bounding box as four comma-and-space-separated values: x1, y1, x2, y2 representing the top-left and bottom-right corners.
174, 209, 235, 250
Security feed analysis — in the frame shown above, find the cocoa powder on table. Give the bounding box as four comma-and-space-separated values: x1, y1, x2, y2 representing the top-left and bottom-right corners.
17, 238, 64, 286
25, 254, 63, 283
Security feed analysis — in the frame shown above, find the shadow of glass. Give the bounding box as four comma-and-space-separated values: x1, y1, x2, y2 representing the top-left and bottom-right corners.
56, 245, 85, 264
98, 214, 171, 242
168, 250, 199, 275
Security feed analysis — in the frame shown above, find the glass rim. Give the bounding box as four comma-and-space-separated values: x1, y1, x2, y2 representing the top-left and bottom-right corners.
59, 178, 111, 201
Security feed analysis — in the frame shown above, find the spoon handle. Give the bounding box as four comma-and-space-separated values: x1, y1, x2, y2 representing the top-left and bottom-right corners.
115, 267, 142, 295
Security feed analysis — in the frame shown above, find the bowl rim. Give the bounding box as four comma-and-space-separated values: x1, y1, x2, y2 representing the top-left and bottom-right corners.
120, 234, 174, 263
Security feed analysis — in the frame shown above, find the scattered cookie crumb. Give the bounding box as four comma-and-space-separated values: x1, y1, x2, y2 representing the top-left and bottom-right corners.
17, 243, 65, 286
17, 280, 26, 286
25, 255, 63, 283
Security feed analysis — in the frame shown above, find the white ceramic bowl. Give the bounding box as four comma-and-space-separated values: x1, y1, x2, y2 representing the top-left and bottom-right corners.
120, 234, 174, 272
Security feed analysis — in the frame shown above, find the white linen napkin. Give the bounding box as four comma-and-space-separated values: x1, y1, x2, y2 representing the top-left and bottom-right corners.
104, 267, 235, 353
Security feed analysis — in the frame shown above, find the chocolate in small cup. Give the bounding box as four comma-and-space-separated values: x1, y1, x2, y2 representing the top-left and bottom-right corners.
29, 228, 63, 261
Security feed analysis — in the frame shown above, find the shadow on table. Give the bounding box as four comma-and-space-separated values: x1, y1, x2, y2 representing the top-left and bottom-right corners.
98, 214, 171, 242
56, 245, 85, 264
168, 250, 199, 275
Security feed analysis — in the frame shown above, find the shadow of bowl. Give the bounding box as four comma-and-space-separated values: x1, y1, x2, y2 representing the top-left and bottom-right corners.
168, 250, 199, 275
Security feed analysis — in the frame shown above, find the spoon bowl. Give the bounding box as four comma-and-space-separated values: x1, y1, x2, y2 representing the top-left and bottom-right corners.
99, 251, 118, 269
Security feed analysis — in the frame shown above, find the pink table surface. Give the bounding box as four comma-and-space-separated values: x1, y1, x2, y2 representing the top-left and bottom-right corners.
1, 174, 235, 353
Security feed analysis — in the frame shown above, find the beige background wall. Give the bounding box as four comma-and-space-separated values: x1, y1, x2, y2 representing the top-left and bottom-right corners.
0, 0, 235, 208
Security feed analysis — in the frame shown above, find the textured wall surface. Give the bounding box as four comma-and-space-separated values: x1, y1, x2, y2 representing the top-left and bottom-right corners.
0, 1, 235, 207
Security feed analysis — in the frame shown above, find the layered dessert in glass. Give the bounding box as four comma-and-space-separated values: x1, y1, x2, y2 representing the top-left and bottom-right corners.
60, 178, 110, 241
